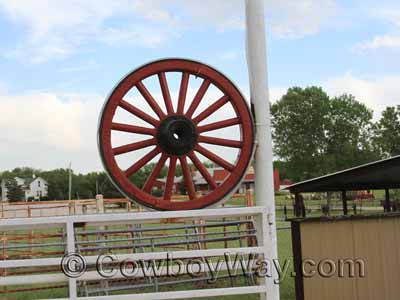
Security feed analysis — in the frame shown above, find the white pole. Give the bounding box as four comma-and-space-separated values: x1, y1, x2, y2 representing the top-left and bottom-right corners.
245, 1, 280, 299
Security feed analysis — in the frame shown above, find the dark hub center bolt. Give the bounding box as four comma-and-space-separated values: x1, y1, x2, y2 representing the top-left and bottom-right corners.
156, 115, 198, 156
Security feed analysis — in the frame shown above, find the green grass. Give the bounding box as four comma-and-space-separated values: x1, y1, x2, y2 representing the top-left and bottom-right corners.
1, 285, 68, 300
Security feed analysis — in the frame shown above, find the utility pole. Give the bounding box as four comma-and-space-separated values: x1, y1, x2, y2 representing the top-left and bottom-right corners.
68, 162, 72, 201
245, 1, 280, 299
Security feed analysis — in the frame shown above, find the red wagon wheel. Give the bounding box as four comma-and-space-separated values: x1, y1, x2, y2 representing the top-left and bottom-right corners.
99, 58, 254, 210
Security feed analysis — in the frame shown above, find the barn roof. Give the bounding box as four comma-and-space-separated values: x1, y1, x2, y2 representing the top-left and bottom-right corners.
285, 155, 400, 193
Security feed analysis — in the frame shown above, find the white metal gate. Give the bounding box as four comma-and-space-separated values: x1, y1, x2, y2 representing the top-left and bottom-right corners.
0, 206, 270, 299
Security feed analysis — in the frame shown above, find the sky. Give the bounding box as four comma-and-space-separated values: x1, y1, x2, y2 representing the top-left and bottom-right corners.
1, 0, 400, 173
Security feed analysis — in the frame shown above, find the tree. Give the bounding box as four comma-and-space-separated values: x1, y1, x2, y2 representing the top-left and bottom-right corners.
271, 87, 378, 182
273, 160, 291, 180
96, 172, 122, 198
325, 94, 378, 171
0, 158, 241, 201
40, 169, 119, 200
271, 87, 331, 181
373, 106, 400, 157
5, 178, 25, 202
41, 169, 70, 200
9, 167, 40, 178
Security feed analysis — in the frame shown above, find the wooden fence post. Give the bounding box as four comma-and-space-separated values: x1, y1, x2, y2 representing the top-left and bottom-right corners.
69, 201, 74, 215
2, 232, 6, 294
246, 189, 254, 207
246, 189, 255, 246
96, 194, 104, 214
342, 190, 348, 216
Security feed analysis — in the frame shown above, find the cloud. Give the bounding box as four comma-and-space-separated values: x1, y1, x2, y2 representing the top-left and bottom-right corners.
370, 7, 400, 27
0, 0, 338, 63
266, 72, 400, 118
0, 91, 103, 172
0, 93, 81, 150
5, 38, 74, 64
176, 0, 337, 38
352, 6, 400, 53
0, 80, 247, 172
99, 26, 174, 48
57, 60, 100, 73
269, 87, 288, 102
218, 50, 239, 61
176, 0, 244, 31
265, 0, 337, 39
0, 0, 178, 63
324, 71, 400, 116
0, 81, 7, 93
353, 34, 400, 52
5, 72, 399, 173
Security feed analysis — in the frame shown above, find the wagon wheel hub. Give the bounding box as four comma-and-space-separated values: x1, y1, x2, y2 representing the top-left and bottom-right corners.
157, 115, 198, 156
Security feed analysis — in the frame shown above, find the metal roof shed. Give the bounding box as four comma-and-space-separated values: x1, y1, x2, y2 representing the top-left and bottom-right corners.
285, 155, 400, 216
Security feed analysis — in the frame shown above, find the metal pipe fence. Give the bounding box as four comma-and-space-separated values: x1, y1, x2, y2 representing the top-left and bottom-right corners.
0, 207, 277, 300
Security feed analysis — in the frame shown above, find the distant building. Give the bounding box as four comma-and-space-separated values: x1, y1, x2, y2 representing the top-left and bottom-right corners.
153, 166, 281, 195
0, 176, 48, 201
279, 178, 294, 191
195, 166, 256, 194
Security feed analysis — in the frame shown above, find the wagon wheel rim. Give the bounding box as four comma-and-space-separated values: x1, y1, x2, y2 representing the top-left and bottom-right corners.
98, 58, 255, 211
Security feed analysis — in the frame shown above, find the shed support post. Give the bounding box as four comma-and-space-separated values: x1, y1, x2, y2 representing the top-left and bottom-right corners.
326, 192, 331, 216
294, 193, 300, 217
385, 189, 391, 212
341, 191, 348, 216
294, 193, 305, 217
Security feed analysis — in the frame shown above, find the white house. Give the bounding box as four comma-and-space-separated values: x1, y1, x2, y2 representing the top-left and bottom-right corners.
1, 176, 48, 201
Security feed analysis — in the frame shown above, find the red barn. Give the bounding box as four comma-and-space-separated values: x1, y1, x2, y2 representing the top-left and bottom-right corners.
152, 166, 281, 195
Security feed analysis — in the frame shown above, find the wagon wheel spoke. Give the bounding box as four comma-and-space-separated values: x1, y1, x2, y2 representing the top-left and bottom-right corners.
136, 81, 166, 120
177, 72, 189, 114
158, 72, 174, 114
197, 117, 241, 133
179, 156, 196, 200
185, 79, 211, 118
143, 153, 168, 193
113, 138, 157, 156
193, 95, 229, 124
188, 151, 217, 190
164, 156, 177, 200
198, 136, 242, 148
111, 123, 156, 136
195, 144, 234, 171
125, 147, 160, 177
119, 99, 160, 127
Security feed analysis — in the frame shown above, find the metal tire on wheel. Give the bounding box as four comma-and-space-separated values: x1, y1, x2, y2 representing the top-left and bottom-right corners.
98, 58, 255, 210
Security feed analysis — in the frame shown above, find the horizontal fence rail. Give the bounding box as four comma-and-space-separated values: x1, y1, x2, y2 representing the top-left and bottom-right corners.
0, 192, 255, 219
